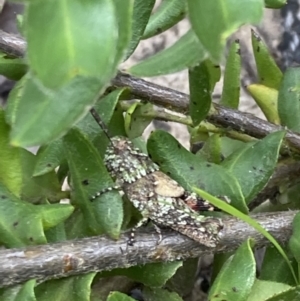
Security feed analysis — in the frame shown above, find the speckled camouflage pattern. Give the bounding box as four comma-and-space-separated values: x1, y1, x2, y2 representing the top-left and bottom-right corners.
91, 137, 223, 248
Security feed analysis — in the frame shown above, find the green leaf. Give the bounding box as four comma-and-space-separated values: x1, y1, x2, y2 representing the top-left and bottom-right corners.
166, 258, 198, 297
9, 73, 103, 147
45, 221, 67, 243
221, 131, 285, 203
64, 209, 90, 239
5, 74, 27, 126
20, 149, 63, 203
0, 109, 62, 203
63, 128, 123, 238
103, 262, 182, 288
129, 29, 206, 77
147, 130, 247, 213
260, 287, 300, 301
125, 103, 154, 138
277, 67, 300, 132
251, 30, 282, 89
187, 0, 263, 62
35, 274, 96, 301
0, 52, 27, 80
0, 108, 23, 196
113, 0, 133, 65
189, 60, 220, 124
209, 239, 256, 301
143, 287, 183, 301
246, 279, 292, 301
33, 88, 126, 176
0, 280, 36, 301
220, 40, 241, 109
289, 212, 300, 264
194, 189, 298, 285
107, 292, 136, 301
126, 0, 155, 58
247, 84, 280, 125
33, 139, 65, 177
198, 134, 222, 164
260, 247, 297, 286
142, 0, 187, 39
38, 203, 74, 230
77, 88, 127, 155
0, 181, 73, 247
25, 0, 118, 89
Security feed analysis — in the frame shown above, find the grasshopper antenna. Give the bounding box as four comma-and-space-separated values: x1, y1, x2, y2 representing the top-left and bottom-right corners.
90, 107, 114, 145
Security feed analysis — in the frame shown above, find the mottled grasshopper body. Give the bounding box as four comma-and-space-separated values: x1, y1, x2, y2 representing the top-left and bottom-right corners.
90, 134, 223, 247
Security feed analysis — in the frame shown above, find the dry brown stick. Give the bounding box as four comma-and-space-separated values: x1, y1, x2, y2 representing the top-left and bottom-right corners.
0, 211, 297, 288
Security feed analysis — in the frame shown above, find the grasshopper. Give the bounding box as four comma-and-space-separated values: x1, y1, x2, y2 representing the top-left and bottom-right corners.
89, 109, 223, 247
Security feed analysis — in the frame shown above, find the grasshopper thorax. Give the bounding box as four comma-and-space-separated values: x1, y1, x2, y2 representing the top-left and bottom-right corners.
104, 137, 159, 185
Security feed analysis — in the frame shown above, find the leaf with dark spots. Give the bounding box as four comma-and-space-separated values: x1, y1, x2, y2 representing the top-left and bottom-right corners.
209, 240, 255, 300
189, 59, 220, 124
63, 128, 123, 239
147, 130, 246, 213
0, 181, 73, 248
221, 131, 284, 203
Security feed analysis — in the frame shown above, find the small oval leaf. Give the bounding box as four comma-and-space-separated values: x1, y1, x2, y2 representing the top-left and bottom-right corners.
129, 29, 206, 77
189, 60, 220, 124
220, 40, 241, 109
247, 84, 280, 124
126, 0, 155, 58
251, 30, 282, 89
209, 239, 256, 301
9, 74, 103, 147
188, 0, 263, 62
277, 67, 300, 132
142, 0, 187, 39
25, 0, 118, 88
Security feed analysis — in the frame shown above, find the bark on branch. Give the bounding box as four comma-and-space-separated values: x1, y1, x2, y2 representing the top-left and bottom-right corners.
0, 211, 297, 288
